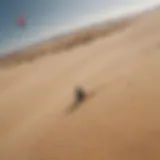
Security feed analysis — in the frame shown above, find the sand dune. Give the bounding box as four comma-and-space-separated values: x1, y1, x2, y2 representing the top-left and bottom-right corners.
0, 9, 160, 160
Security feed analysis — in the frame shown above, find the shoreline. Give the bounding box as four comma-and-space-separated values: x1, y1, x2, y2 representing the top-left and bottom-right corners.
0, 5, 159, 68
0, 18, 132, 67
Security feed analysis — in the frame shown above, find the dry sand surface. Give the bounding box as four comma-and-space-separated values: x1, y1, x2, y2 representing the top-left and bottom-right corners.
0, 9, 160, 160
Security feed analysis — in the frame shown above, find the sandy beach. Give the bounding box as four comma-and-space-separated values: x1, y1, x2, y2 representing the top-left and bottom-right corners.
0, 8, 160, 160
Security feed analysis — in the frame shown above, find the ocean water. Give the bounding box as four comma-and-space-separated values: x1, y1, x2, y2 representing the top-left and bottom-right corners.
0, 0, 159, 55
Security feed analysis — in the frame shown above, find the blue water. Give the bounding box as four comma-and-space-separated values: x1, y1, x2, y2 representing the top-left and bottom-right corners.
0, 0, 159, 55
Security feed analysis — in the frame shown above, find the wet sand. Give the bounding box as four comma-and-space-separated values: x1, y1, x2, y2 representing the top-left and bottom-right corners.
0, 9, 160, 160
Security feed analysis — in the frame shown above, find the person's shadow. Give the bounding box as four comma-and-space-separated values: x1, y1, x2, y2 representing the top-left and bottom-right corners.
65, 100, 83, 114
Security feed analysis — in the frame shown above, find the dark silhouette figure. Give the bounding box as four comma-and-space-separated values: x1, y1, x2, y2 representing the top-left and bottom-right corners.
75, 86, 86, 103
66, 86, 86, 114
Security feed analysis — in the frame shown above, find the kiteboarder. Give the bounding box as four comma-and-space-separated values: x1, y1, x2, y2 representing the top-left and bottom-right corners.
65, 86, 87, 113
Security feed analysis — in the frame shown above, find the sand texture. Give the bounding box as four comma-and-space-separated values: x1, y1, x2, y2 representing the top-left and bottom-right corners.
0, 9, 160, 160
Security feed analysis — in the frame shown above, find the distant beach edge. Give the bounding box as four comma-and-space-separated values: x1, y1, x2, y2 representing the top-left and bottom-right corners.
0, 6, 159, 68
